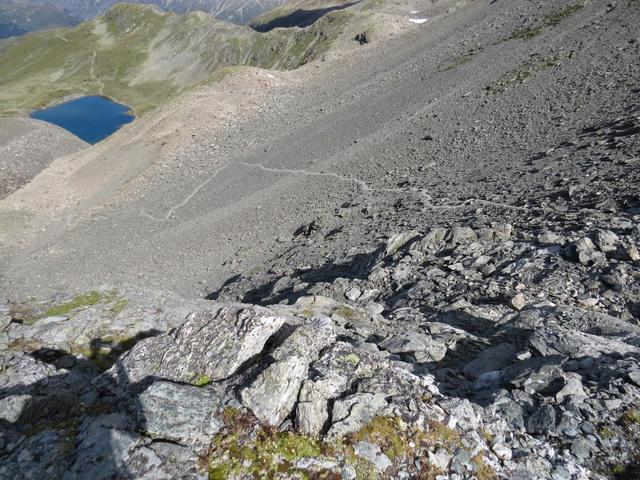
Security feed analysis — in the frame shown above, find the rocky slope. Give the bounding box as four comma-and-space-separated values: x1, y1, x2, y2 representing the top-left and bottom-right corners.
0, 117, 88, 199
1, 0, 640, 478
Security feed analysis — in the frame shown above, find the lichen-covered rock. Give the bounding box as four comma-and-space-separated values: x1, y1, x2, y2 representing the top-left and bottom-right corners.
241, 317, 336, 426
136, 381, 223, 449
65, 413, 207, 480
103, 303, 286, 387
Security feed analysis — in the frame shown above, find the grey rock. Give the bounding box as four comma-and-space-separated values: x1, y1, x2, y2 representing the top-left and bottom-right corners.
105, 304, 286, 387
570, 437, 594, 460
628, 369, 640, 387
242, 318, 336, 426
538, 231, 563, 245
353, 441, 392, 471
510, 293, 527, 310
594, 230, 621, 252
428, 448, 452, 470
385, 231, 420, 256
326, 392, 387, 438
0, 430, 67, 480
380, 332, 447, 362
555, 375, 587, 403
242, 355, 309, 426
136, 381, 222, 449
448, 226, 478, 244
345, 287, 362, 301
526, 405, 556, 434
492, 442, 512, 461
574, 237, 606, 264
464, 343, 517, 378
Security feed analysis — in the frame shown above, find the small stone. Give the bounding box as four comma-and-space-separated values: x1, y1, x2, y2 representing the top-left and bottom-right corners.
492, 443, 512, 461
574, 237, 606, 264
570, 437, 594, 460
510, 293, 527, 311
577, 297, 599, 308
555, 376, 587, 403
345, 287, 362, 301
428, 448, 452, 470
385, 231, 420, 256
526, 405, 556, 434
448, 227, 478, 244
594, 230, 621, 252
353, 442, 392, 472
341, 465, 357, 480
626, 245, 640, 261
538, 231, 562, 245
628, 370, 640, 387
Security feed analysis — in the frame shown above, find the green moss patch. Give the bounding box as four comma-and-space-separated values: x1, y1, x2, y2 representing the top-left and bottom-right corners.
193, 373, 213, 387
209, 408, 336, 479
42, 290, 101, 317
207, 410, 486, 479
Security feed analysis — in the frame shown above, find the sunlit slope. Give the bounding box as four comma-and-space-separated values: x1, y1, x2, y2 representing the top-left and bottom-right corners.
0, 3, 353, 115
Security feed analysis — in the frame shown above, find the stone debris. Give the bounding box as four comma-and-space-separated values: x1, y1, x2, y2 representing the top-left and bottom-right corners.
3, 203, 639, 478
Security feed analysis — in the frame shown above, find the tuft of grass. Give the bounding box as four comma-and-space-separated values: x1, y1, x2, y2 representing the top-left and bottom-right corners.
471, 454, 498, 480
600, 426, 616, 439
622, 407, 640, 425
425, 420, 462, 450
440, 47, 482, 72
334, 305, 360, 320
208, 411, 466, 479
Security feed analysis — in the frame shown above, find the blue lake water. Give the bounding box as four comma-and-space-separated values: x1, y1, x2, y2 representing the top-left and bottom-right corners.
30, 95, 135, 144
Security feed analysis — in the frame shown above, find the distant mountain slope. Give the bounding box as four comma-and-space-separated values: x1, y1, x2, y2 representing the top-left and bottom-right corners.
26, 0, 291, 25
0, 0, 78, 38
0, 3, 355, 115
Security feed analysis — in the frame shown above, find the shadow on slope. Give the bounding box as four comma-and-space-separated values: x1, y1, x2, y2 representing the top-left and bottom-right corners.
0, 332, 160, 478
251, 0, 360, 31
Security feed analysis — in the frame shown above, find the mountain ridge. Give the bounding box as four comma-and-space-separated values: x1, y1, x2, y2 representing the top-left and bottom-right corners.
0, 2, 358, 115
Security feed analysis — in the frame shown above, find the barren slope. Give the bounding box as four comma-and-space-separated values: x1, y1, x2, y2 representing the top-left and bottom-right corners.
2, 0, 637, 300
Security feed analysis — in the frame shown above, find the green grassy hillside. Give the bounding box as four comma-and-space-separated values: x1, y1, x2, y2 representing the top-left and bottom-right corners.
0, 4, 354, 115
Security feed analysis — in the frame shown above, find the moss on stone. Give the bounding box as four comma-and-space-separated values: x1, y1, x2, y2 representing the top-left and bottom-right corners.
209, 408, 331, 478
348, 416, 424, 460
42, 290, 101, 318
109, 298, 129, 315
341, 353, 360, 365
193, 373, 213, 387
